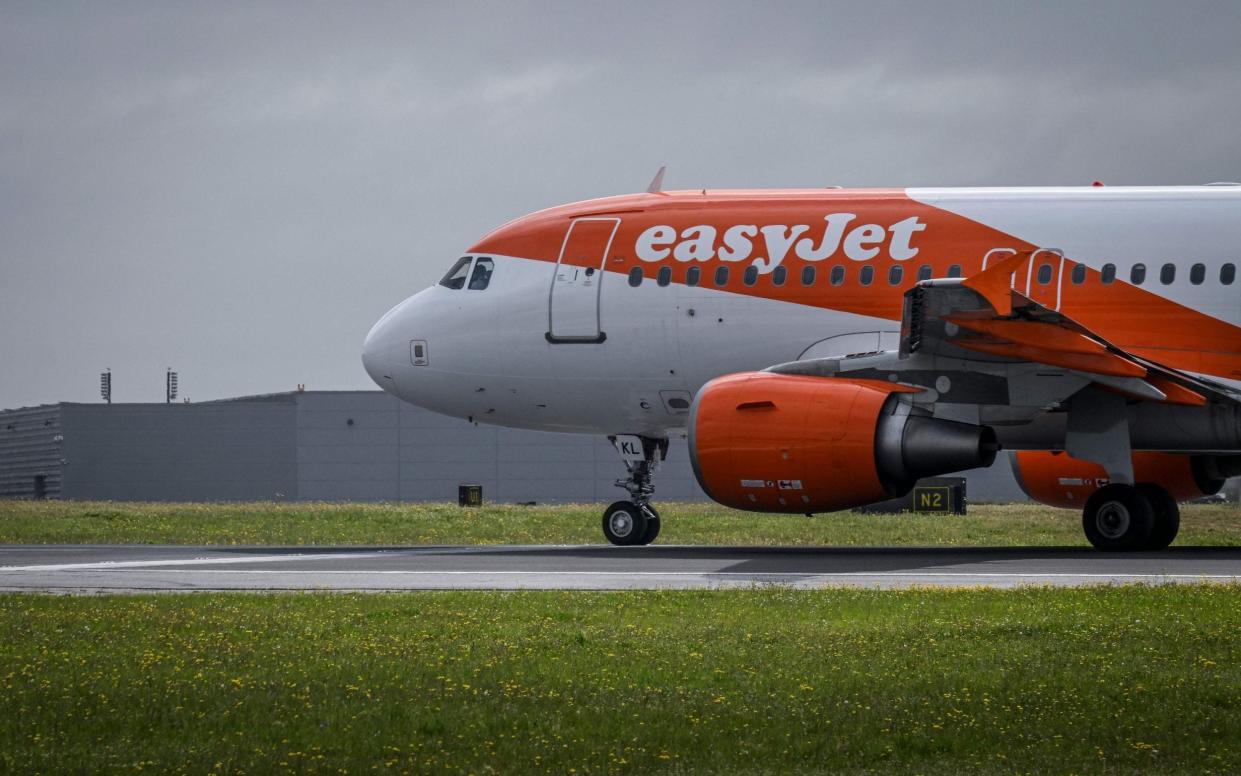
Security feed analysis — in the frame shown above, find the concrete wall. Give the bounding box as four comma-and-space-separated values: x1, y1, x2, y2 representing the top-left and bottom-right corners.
288, 391, 1020, 504
295, 392, 400, 501
0, 405, 63, 499
1, 390, 1029, 503
59, 401, 297, 501
294, 391, 709, 503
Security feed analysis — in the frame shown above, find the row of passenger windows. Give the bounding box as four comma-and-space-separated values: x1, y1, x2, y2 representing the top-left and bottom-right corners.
628, 261, 1238, 289
630, 263, 964, 289
1101, 262, 1235, 286
437, 255, 1237, 292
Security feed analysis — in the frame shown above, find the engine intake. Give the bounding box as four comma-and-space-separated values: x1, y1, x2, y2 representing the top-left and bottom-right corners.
689, 372, 999, 513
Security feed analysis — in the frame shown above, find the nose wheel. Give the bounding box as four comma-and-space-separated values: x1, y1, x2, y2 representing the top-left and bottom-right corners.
604, 435, 667, 546
602, 501, 661, 546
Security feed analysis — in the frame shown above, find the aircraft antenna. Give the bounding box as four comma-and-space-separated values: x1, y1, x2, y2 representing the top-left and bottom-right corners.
646, 166, 667, 194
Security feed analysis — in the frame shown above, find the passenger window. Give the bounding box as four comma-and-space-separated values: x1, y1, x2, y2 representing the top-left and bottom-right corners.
1070, 264, 1086, 285
1160, 263, 1175, 285
628, 267, 643, 287
1223, 263, 1236, 285
743, 266, 758, 286
467, 257, 494, 290
859, 265, 874, 286
947, 264, 962, 278
714, 266, 729, 286
439, 256, 473, 290
888, 265, 903, 285
1190, 263, 1206, 285
657, 266, 672, 287
772, 266, 787, 286
830, 265, 845, 286
1036, 263, 1053, 285
686, 266, 700, 287
801, 266, 816, 286
1101, 263, 1116, 284
917, 265, 932, 282
1130, 264, 1146, 285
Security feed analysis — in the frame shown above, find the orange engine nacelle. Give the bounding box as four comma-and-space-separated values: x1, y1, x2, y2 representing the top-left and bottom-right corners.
1011, 450, 1228, 508
688, 372, 999, 513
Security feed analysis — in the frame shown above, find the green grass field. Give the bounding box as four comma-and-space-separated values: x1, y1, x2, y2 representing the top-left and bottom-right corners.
2, 587, 1240, 774
4, 501, 1239, 772
0, 499, 1238, 546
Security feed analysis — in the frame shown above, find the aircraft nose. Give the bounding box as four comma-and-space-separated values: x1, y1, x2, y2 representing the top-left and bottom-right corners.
362, 311, 398, 388
362, 287, 439, 396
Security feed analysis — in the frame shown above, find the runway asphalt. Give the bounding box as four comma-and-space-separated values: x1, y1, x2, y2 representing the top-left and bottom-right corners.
2, 544, 1241, 592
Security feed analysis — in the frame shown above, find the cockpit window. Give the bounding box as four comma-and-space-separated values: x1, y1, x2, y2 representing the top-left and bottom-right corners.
468, 257, 494, 290
439, 256, 473, 289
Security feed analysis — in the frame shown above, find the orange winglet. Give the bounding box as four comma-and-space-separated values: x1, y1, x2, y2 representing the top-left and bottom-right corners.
945, 317, 1106, 356
952, 339, 1148, 378
960, 251, 1029, 316
1145, 375, 1208, 407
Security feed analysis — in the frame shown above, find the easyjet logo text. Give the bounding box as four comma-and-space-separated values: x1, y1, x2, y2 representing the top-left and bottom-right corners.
634, 214, 925, 274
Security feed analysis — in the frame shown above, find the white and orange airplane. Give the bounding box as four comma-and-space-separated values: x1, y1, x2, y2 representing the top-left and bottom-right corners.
362, 171, 1241, 550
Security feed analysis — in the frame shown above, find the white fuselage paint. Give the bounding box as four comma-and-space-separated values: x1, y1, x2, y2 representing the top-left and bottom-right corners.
363, 187, 1241, 437
365, 253, 896, 434
910, 187, 1241, 327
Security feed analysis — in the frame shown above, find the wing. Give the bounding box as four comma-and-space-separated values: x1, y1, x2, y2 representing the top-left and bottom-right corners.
900, 250, 1234, 407
763, 248, 1241, 485
771, 249, 1235, 412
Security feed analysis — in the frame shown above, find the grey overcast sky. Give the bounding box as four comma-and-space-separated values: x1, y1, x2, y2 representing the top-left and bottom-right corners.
3, 1, 1241, 408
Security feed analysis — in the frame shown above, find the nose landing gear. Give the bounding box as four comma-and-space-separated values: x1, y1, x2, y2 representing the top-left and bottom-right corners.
603, 435, 667, 546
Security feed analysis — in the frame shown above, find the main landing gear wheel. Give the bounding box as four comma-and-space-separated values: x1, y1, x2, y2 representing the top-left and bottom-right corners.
602, 501, 659, 546
1137, 483, 1180, 550
1082, 484, 1155, 551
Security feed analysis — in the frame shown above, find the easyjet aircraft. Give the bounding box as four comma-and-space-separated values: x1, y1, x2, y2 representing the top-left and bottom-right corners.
362, 171, 1241, 550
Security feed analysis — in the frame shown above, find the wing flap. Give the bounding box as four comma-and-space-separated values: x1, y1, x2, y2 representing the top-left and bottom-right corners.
1146, 374, 1208, 407
951, 339, 1148, 378
944, 316, 1108, 356
902, 251, 1225, 407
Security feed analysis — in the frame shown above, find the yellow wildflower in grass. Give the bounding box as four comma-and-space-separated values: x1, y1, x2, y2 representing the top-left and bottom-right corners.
0, 586, 1240, 772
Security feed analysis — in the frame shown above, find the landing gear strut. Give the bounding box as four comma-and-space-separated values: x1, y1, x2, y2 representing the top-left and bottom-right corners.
602, 435, 667, 546
1082, 482, 1179, 551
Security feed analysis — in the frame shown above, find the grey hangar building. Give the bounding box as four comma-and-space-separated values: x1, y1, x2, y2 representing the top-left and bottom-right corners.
1, 389, 1030, 504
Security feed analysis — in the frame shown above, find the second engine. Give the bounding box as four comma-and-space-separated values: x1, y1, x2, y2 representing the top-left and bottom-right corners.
1011, 450, 1239, 507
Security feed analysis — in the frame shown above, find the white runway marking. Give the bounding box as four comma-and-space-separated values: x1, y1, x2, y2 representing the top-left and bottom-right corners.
0, 551, 391, 572
2, 545, 1240, 592
22, 569, 1239, 580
